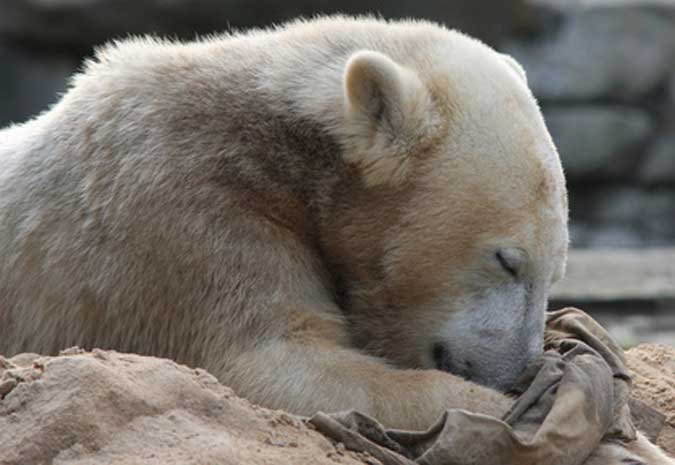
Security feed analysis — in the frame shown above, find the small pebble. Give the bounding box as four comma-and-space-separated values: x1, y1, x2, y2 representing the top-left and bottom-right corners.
0, 377, 18, 397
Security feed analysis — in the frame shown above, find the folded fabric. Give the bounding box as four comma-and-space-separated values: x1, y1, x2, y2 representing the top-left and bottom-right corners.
309, 308, 665, 465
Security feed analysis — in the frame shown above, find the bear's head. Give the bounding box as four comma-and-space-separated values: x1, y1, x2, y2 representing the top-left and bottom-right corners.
323, 33, 568, 391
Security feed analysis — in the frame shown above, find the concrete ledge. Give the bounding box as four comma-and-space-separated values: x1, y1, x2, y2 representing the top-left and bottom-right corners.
551, 248, 675, 302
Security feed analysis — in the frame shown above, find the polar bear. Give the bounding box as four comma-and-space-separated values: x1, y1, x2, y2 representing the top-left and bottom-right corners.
0, 16, 670, 464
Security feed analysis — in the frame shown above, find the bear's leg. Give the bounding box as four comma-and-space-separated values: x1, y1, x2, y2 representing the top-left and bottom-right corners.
222, 328, 513, 431
195, 249, 672, 463
221, 322, 672, 463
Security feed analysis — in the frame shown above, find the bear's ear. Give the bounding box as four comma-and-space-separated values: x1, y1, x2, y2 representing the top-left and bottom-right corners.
344, 50, 422, 132
343, 50, 432, 186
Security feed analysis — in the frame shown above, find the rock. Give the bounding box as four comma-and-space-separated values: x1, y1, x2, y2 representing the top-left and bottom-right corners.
567, 187, 675, 247
504, 4, 675, 101
566, 222, 643, 249
641, 188, 675, 241
0, 45, 77, 126
0, 350, 369, 465
640, 134, 675, 186
568, 187, 675, 246
583, 225, 645, 249
568, 223, 592, 247
589, 188, 646, 224
543, 106, 652, 179
570, 187, 647, 224
0, 0, 521, 51
533, 0, 675, 10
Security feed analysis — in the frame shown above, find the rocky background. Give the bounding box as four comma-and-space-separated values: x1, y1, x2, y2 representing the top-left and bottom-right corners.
505, 0, 675, 249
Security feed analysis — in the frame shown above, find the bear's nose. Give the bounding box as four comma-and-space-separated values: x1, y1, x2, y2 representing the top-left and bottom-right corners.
432, 343, 473, 379
432, 343, 445, 369
496, 247, 527, 278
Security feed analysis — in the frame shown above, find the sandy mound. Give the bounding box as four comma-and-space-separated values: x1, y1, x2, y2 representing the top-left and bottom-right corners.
0, 345, 673, 464
626, 344, 675, 455
0, 348, 373, 465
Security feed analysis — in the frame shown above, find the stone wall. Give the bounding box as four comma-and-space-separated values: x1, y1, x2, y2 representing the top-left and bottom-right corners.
1, 0, 673, 248
504, 0, 675, 247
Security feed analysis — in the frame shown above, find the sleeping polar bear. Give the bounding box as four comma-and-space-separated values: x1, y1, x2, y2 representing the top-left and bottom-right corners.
0, 16, 670, 464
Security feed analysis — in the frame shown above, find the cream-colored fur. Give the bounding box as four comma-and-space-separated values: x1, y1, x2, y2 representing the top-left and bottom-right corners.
0, 16, 670, 464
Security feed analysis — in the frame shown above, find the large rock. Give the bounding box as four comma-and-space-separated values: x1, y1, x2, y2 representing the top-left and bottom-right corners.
567, 187, 675, 247
572, 187, 648, 224
544, 106, 652, 179
640, 133, 675, 186
0, 349, 370, 465
574, 223, 645, 249
570, 187, 675, 226
504, 3, 675, 101
641, 189, 675, 241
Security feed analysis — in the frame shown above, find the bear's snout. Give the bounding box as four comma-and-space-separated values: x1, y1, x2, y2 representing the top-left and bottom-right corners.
434, 338, 535, 392
433, 342, 475, 382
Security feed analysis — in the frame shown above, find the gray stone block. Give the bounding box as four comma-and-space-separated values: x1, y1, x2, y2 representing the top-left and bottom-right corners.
584, 224, 645, 249
544, 105, 653, 179
504, 4, 675, 101
640, 133, 675, 185
568, 186, 675, 247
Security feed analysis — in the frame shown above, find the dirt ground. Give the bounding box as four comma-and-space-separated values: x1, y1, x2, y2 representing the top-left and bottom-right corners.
0, 348, 374, 465
0, 344, 672, 464
626, 344, 675, 455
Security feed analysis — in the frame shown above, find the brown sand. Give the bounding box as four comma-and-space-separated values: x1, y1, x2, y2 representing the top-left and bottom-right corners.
0, 348, 375, 465
0, 345, 672, 463
626, 344, 675, 455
